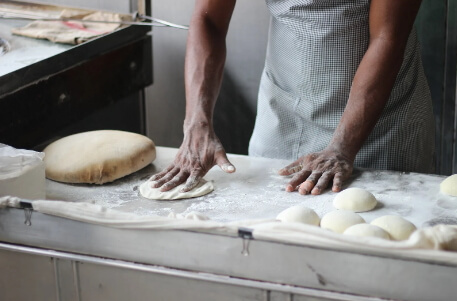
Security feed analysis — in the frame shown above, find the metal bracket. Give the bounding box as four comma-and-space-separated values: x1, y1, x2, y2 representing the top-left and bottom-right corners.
24, 208, 33, 226
238, 227, 254, 256
19, 200, 33, 226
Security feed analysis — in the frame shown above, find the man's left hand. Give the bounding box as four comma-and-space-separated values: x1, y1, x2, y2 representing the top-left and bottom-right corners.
278, 149, 354, 195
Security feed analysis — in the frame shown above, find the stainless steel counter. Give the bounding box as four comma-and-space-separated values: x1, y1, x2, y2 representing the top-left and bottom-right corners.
2, 146, 457, 301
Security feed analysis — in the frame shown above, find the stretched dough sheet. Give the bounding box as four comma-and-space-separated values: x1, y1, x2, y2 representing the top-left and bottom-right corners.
139, 179, 214, 200
2, 196, 457, 264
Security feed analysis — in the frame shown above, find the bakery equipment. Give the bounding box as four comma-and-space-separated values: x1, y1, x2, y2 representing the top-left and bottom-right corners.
0, 1, 153, 149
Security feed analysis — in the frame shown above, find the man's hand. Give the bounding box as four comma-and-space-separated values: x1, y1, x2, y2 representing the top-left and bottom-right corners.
278, 0, 422, 196
278, 148, 353, 195
150, 124, 235, 193
150, 0, 237, 193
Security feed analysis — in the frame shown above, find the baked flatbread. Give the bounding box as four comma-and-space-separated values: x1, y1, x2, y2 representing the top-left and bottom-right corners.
44, 130, 156, 184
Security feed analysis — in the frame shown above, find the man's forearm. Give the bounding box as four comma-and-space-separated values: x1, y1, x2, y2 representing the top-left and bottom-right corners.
328, 0, 422, 162
183, 1, 236, 129
329, 38, 404, 161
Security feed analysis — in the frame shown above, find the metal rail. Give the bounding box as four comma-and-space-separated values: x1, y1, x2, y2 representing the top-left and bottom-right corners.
0, 242, 388, 301
0, 10, 189, 30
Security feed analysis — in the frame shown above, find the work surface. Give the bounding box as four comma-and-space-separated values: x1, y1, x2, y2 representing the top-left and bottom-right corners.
5, 148, 457, 301
0, 18, 71, 77
46, 147, 457, 229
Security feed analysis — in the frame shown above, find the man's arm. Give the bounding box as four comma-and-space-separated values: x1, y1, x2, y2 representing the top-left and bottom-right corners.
280, 0, 423, 194
151, 0, 237, 192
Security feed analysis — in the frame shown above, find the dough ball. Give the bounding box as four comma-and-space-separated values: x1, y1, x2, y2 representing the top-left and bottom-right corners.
44, 130, 155, 184
320, 210, 366, 233
276, 205, 320, 226
333, 187, 377, 212
140, 179, 214, 200
440, 174, 457, 196
370, 215, 417, 241
343, 223, 391, 240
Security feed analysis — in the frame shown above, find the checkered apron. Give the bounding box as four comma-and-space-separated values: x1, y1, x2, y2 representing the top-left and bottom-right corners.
248, 0, 435, 173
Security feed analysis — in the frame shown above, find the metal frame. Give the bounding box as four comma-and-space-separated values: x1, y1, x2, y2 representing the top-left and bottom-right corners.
441, 0, 457, 174
1, 208, 457, 301
0, 243, 387, 301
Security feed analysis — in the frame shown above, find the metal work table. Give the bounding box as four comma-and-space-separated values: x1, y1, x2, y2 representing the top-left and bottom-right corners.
46, 147, 457, 227
2, 147, 457, 301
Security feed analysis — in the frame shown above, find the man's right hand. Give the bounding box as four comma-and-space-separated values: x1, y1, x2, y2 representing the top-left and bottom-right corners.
150, 0, 237, 193
149, 122, 235, 193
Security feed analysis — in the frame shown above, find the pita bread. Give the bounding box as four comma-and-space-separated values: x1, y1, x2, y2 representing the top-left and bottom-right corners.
44, 130, 155, 184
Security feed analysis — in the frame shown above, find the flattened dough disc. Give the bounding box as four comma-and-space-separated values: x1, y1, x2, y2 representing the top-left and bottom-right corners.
140, 179, 214, 200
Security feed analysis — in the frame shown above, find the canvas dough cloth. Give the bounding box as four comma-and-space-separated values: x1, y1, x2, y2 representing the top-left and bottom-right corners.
11, 9, 127, 45
2, 196, 457, 264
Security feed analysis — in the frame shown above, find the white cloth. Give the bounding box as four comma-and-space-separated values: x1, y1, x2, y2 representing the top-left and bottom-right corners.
12, 10, 126, 45
1, 196, 457, 263
251, 222, 457, 264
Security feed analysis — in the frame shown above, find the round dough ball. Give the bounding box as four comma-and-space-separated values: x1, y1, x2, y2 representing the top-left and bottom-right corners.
276, 205, 320, 226
44, 130, 156, 184
370, 215, 416, 241
440, 174, 457, 196
343, 224, 391, 240
320, 210, 366, 233
333, 187, 377, 212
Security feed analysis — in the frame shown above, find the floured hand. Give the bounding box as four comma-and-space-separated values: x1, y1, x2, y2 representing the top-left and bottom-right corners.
278, 148, 353, 195
149, 122, 235, 193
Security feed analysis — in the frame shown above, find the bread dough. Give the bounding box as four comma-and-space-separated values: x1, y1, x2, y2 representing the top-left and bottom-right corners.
440, 174, 457, 196
320, 210, 365, 233
371, 215, 417, 241
343, 223, 391, 240
140, 179, 214, 200
276, 205, 320, 226
333, 187, 377, 212
44, 130, 155, 184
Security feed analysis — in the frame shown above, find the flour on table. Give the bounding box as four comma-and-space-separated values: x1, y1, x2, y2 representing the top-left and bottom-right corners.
139, 179, 214, 200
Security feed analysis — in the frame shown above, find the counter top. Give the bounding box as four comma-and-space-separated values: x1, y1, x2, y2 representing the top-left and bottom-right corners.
45, 147, 457, 228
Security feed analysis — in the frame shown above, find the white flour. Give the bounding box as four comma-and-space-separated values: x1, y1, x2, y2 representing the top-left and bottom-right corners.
46, 147, 457, 228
